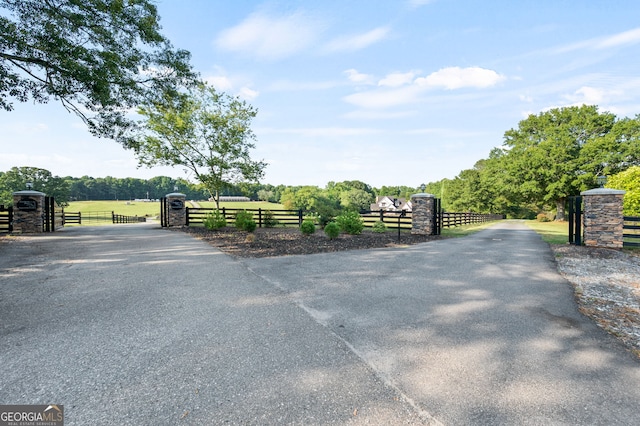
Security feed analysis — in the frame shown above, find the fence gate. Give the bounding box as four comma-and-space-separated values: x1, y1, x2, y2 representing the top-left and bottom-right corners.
568, 196, 582, 245
160, 197, 168, 227
433, 197, 442, 235
44, 196, 63, 232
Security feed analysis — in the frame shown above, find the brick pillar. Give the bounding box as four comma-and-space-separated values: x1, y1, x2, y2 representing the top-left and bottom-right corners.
165, 192, 186, 227
581, 188, 626, 248
12, 190, 46, 233
411, 193, 435, 235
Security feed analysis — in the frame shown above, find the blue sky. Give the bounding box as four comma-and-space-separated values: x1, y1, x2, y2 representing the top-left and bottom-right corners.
2, 0, 640, 188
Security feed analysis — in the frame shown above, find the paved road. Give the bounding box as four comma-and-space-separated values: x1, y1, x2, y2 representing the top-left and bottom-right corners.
1, 221, 639, 425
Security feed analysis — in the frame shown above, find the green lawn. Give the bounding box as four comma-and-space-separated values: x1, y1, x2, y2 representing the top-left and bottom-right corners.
523, 220, 569, 245
66, 200, 161, 217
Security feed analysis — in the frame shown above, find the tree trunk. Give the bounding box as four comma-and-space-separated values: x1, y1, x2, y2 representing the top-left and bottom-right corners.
556, 197, 566, 221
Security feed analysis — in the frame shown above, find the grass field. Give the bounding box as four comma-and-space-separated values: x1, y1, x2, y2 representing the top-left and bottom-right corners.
524, 220, 569, 245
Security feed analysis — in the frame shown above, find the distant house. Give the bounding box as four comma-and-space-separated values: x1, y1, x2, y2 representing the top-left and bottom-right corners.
370, 196, 412, 212
209, 196, 251, 202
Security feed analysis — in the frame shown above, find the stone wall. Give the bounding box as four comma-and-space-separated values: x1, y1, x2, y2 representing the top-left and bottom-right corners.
411, 193, 435, 235
581, 188, 626, 249
165, 193, 186, 227
12, 190, 45, 233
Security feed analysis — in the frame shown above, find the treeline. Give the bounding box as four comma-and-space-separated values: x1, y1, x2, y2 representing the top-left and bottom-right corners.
0, 167, 417, 212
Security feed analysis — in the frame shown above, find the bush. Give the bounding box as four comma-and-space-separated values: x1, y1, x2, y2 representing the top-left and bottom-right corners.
536, 213, 551, 222
324, 222, 340, 239
263, 210, 279, 228
300, 219, 316, 235
203, 210, 227, 230
371, 220, 387, 233
235, 210, 256, 232
335, 211, 364, 235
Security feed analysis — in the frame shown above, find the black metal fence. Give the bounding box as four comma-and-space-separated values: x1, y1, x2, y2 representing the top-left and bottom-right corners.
568, 196, 583, 245
623, 216, 640, 248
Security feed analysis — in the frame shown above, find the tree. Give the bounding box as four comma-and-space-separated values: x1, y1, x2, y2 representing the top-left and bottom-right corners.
135, 83, 267, 208
0, 166, 69, 206
0, 0, 196, 146
607, 166, 640, 216
500, 105, 639, 220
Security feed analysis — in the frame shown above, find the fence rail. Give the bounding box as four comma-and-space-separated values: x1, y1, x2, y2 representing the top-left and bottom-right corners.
186, 207, 304, 227
0, 206, 12, 233
623, 216, 640, 248
63, 211, 81, 224
441, 212, 505, 228
186, 206, 504, 231
112, 212, 146, 223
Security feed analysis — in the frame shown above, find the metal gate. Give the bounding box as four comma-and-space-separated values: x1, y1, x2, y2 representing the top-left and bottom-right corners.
433, 197, 442, 235
568, 196, 582, 245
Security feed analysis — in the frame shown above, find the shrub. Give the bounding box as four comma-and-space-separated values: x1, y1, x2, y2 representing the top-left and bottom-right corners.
313, 201, 339, 228
335, 211, 364, 235
371, 220, 387, 233
203, 210, 227, 230
324, 222, 340, 239
235, 210, 256, 232
300, 219, 316, 235
243, 218, 257, 232
263, 210, 279, 228
536, 213, 551, 222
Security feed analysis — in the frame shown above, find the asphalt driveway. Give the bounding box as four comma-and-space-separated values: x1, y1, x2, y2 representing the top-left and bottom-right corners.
1, 221, 639, 425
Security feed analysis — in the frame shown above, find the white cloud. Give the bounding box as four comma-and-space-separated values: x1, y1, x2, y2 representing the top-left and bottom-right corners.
415, 66, 505, 89
204, 75, 234, 92
595, 27, 640, 49
344, 69, 375, 85
378, 71, 417, 87
238, 87, 259, 100
215, 11, 322, 60
324, 26, 390, 53
343, 86, 422, 109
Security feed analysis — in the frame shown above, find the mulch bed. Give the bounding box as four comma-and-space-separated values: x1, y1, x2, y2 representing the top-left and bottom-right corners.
177, 226, 441, 258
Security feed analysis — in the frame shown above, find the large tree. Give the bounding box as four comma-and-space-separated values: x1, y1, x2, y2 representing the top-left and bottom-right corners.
134, 83, 266, 208
0, 166, 70, 206
501, 105, 640, 220
0, 0, 196, 146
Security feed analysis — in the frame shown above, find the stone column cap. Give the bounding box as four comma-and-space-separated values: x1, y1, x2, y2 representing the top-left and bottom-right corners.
165, 192, 186, 198
13, 190, 45, 196
580, 188, 626, 196
411, 193, 435, 198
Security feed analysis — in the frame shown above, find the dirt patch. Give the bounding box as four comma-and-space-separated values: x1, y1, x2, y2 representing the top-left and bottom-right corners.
177, 226, 441, 258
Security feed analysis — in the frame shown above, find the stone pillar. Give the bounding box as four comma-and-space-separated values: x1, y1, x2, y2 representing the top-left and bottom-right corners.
165, 192, 186, 227
581, 188, 626, 248
411, 193, 435, 235
12, 190, 46, 233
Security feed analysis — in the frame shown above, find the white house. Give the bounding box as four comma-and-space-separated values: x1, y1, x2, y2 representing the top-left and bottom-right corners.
370, 196, 412, 212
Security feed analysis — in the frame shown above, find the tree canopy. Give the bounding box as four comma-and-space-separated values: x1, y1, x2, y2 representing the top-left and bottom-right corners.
134, 83, 267, 208
0, 0, 196, 146
500, 105, 640, 219
0, 166, 70, 206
